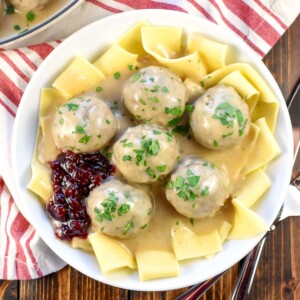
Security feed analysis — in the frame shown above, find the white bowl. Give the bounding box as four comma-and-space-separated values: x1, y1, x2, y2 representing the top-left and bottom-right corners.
0, 0, 83, 47
11, 9, 294, 291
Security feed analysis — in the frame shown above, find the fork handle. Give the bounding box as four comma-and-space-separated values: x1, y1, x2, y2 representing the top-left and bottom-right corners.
230, 238, 266, 300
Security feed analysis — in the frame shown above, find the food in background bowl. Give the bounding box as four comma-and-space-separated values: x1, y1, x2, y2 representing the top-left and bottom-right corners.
12, 10, 292, 291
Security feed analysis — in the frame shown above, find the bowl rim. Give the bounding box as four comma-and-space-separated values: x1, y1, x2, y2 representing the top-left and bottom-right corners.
0, 0, 83, 47
11, 9, 294, 291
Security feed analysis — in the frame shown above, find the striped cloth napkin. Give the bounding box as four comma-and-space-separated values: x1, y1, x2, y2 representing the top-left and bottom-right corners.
0, 0, 299, 280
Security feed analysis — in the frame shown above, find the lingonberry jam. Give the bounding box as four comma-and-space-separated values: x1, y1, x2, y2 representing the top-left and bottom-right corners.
46, 151, 114, 241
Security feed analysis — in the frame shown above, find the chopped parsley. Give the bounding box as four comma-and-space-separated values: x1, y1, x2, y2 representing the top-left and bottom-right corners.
200, 186, 209, 196
168, 117, 180, 126
222, 132, 234, 139
128, 64, 133, 71
78, 135, 92, 144
153, 130, 161, 135
147, 208, 153, 216
110, 100, 118, 110
156, 165, 167, 172
200, 81, 205, 87
141, 224, 148, 229
162, 86, 169, 93
6, 5, 15, 14
26, 11, 35, 22
185, 104, 194, 113
59, 118, 64, 125
113, 72, 121, 80
150, 97, 159, 103
118, 204, 130, 216
75, 125, 86, 134
203, 161, 216, 169
139, 99, 147, 105
123, 219, 134, 234
65, 103, 79, 111
213, 140, 219, 147
150, 85, 160, 92
96, 86, 103, 93
146, 167, 156, 178
13, 25, 21, 31
131, 73, 140, 83
164, 106, 182, 117
122, 155, 132, 161
212, 102, 236, 128
172, 123, 190, 136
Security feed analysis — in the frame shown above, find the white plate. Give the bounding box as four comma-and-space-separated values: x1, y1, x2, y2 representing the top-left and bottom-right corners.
0, 0, 83, 47
12, 9, 294, 291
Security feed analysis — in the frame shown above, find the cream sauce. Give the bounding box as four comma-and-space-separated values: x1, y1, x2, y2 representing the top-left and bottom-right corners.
0, 0, 69, 39
38, 62, 257, 254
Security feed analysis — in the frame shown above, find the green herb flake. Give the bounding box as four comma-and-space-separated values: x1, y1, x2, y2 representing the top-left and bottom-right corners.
213, 140, 219, 147
185, 104, 194, 113
128, 64, 133, 71
150, 77, 155, 82
147, 208, 153, 216
139, 99, 147, 105
190, 218, 194, 226
59, 118, 64, 125
146, 167, 156, 178
123, 142, 134, 148
78, 135, 92, 144
114, 72, 121, 80
110, 100, 118, 110
105, 119, 111, 125
123, 219, 134, 234
162, 86, 169, 93
200, 81, 205, 87
153, 130, 161, 135
187, 175, 200, 187
172, 124, 190, 136
141, 224, 148, 229
122, 155, 132, 161
96, 86, 103, 93
13, 25, 21, 31
65, 103, 79, 111
150, 97, 159, 103
118, 204, 130, 216
239, 119, 248, 136
164, 106, 182, 117
26, 11, 35, 22
6, 5, 15, 14
168, 117, 180, 126
156, 165, 167, 172
75, 125, 86, 134
131, 73, 140, 83
150, 85, 160, 92
200, 186, 209, 197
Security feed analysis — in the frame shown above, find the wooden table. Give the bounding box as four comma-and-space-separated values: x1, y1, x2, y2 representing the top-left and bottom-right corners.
1, 14, 300, 300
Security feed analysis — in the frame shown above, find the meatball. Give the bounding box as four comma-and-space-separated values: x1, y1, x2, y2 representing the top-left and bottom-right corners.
190, 84, 250, 150
113, 124, 180, 183
166, 157, 230, 218
123, 66, 188, 126
52, 94, 117, 153
86, 179, 153, 238
8, 0, 49, 11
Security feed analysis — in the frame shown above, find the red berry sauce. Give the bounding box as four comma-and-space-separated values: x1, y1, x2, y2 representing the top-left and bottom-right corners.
46, 151, 114, 241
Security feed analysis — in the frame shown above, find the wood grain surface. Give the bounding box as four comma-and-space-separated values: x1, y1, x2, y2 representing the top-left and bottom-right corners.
1, 13, 299, 300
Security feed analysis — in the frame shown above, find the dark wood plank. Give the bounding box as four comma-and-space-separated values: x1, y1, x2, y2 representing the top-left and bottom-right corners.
1, 13, 299, 300
0, 281, 18, 300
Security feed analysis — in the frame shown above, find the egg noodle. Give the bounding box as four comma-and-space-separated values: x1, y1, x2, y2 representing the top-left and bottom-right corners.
28, 21, 281, 281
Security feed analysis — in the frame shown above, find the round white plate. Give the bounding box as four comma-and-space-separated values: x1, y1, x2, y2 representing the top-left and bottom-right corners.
12, 9, 294, 291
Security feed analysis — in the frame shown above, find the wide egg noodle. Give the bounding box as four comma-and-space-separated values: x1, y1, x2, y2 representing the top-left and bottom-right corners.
27, 88, 68, 203
187, 32, 228, 72
198, 63, 279, 132
93, 44, 139, 76
219, 70, 260, 114
228, 199, 269, 240
242, 118, 281, 175
232, 169, 271, 208
116, 20, 150, 57
52, 56, 105, 98
135, 248, 179, 281
171, 223, 222, 261
141, 26, 206, 80
88, 232, 137, 274
27, 127, 52, 203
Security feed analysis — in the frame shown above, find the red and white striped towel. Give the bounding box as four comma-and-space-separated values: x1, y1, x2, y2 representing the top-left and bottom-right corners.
0, 0, 299, 280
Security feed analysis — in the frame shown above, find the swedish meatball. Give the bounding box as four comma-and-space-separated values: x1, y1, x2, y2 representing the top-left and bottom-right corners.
113, 124, 180, 183
190, 84, 250, 150
123, 66, 188, 126
166, 157, 230, 218
87, 179, 153, 238
8, 0, 49, 11
52, 95, 117, 153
